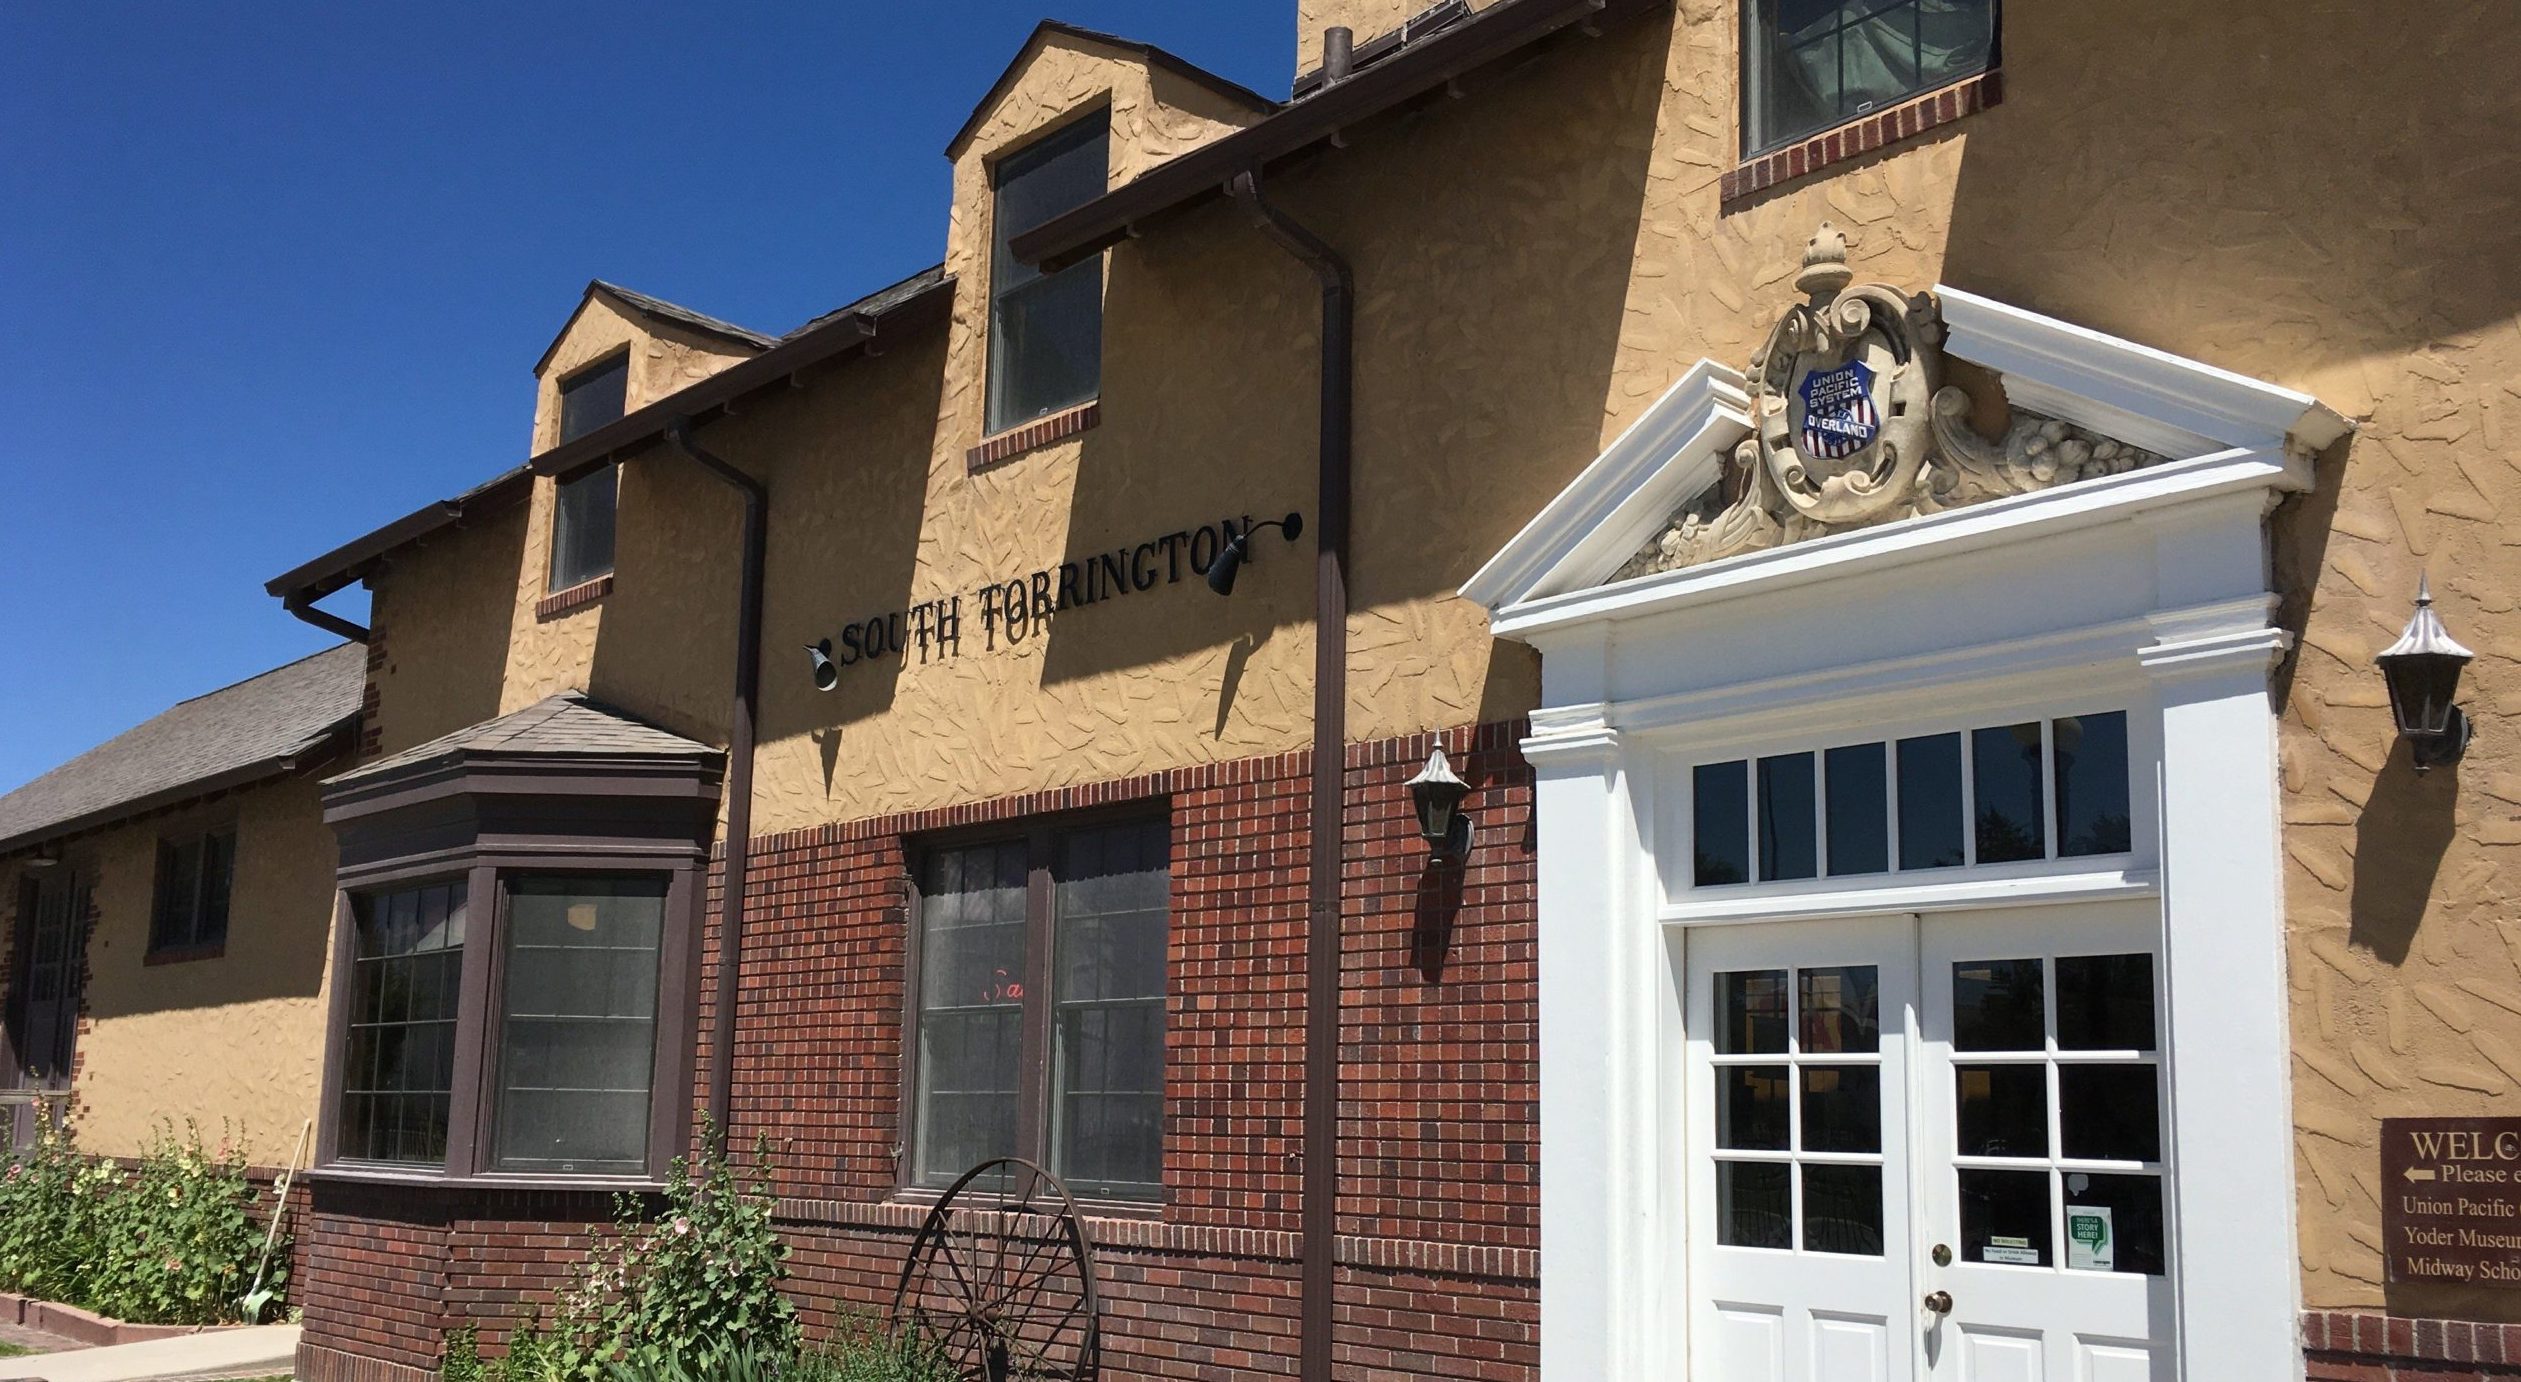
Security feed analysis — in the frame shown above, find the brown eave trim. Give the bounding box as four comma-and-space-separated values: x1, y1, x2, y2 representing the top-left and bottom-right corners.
1012, 0, 1668, 272
0, 722, 356, 859
263, 468, 533, 604
529, 271, 951, 483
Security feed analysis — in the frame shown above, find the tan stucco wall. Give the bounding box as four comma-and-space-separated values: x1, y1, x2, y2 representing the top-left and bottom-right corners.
50, 773, 338, 1166
344, 0, 2521, 1317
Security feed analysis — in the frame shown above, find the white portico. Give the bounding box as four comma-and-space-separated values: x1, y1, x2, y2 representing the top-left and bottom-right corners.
1467, 228, 2346, 1382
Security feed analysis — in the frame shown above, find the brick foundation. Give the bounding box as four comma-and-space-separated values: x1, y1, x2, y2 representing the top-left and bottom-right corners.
294, 719, 1538, 1381
2306, 1309, 2521, 1380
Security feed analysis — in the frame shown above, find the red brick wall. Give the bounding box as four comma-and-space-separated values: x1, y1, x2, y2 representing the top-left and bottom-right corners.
293, 719, 1540, 1382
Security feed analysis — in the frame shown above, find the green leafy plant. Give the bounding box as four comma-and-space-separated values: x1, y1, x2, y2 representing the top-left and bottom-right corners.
597, 1319, 952, 1382
0, 1112, 282, 1325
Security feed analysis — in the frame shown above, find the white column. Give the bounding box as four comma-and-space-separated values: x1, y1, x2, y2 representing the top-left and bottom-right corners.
2141, 618, 2301, 1382
1530, 712, 1662, 1380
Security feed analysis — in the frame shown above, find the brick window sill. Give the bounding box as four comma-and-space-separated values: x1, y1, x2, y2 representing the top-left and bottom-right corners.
1722, 70, 2002, 206
535, 572, 614, 621
968, 398, 1100, 474
143, 942, 224, 967
304, 1163, 665, 1194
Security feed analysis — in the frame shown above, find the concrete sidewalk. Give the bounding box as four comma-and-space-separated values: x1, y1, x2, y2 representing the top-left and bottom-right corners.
0, 1325, 297, 1382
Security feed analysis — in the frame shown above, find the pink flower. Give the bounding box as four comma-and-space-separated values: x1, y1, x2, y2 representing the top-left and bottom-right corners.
671, 1216, 692, 1236
163, 1258, 183, 1273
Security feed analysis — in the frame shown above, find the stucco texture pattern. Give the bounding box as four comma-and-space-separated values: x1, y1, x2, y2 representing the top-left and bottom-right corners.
57, 773, 338, 1165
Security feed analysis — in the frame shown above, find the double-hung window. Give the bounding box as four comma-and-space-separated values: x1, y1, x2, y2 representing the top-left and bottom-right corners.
985, 112, 1109, 435
149, 827, 235, 956
1743, 0, 1997, 155
550, 353, 627, 591
911, 815, 1168, 1202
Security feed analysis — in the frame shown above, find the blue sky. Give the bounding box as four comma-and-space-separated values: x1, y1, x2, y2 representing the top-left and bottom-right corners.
0, 2, 1288, 792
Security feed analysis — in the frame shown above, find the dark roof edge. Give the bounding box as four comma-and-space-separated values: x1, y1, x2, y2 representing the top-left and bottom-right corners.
0, 720, 357, 859
531, 281, 779, 378
1012, 0, 1668, 271
945, 19, 1280, 160
528, 264, 951, 482
268, 265, 951, 606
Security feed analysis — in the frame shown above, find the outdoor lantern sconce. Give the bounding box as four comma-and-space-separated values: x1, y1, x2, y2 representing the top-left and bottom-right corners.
1204, 512, 1306, 596
2377, 575, 2475, 772
1406, 745, 1473, 860
806, 640, 839, 692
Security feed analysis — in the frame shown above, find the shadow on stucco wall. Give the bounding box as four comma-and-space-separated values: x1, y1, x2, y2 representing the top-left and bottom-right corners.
2347, 753, 2460, 967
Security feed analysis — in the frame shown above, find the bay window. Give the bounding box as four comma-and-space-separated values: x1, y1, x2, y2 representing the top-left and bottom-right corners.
909, 815, 1168, 1202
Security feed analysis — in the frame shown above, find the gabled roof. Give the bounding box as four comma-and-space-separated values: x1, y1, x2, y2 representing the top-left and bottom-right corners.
0, 643, 367, 856
944, 19, 1278, 160
328, 692, 718, 789
532, 280, 779, 378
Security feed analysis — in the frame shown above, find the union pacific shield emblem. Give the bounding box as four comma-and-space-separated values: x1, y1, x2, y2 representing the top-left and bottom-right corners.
1797, 358, 1880, 460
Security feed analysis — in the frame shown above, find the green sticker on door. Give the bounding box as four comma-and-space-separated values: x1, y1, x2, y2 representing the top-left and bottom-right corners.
2067, 1205, 2114, 1271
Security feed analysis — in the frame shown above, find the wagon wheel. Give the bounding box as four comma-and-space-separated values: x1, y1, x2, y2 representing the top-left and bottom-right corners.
892, 1158, 1101, 1381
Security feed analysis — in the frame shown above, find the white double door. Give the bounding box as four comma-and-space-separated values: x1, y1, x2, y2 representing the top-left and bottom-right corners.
1684, 905, 2174, 1381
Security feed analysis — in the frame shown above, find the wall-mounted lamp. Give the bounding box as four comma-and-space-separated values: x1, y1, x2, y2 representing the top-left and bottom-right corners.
1204, 512, 1306, 596
806, 640, 839, 692
2377, 575, 2474, 772
1405, 745, 1473, 860
22, 845, 60, 870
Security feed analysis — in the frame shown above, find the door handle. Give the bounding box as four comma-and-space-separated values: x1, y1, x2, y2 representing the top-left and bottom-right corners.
1923, 1290, 1953, 1316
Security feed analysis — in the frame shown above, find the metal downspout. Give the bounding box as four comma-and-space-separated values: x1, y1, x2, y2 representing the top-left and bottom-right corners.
283, 595, 369, 644
1226, 165, 1353, 1382
663, 416, 767, 1144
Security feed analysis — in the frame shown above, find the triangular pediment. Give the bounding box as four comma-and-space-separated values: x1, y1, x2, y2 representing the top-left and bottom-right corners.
1465, 248, 2348, 615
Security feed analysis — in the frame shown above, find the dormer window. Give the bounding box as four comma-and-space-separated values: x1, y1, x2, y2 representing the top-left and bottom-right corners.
551, 354, 627, 592
985, 111, 1109, 436
1743, 0, 1997, 156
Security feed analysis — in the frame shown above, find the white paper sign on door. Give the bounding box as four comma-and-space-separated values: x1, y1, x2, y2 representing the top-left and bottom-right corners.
2066, 1205, 2114, 1272
1983, 1236, 2041, 1265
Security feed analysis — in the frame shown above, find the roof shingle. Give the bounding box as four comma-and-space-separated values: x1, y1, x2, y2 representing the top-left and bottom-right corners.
329, 692, 718, 787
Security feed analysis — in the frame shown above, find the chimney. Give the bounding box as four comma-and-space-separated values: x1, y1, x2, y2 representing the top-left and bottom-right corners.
1323, 26, 1355, 86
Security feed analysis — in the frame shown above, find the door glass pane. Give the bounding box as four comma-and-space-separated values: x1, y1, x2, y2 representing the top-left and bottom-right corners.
1718, 1160, 1793, 1249
1695, 761, 1752, 886
1716, 970, 1788, 1054
2057, 953, 2155, 1051
1802, 1164, 1884, 1256
1798, 965, 1878, 1053
2062, 1172, 2166, 1275
1718, 1066, 1791, 1150
1953, 958, 2044, 1051
1960, 1168, 2052, 1267
1955, 1064, 2049, 1158
1897, 733, 1965, 869
1824, 743, 1889, 876
2054, 712, 2132, 856
1799, 1065, 1881, 1153
2059, 1065, 2160, 1163
1757, 753, 1817, 881
1972, 723, 2047, 863
494, 875, 666, 1175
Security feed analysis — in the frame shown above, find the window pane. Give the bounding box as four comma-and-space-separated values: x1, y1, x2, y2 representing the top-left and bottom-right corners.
1802, 1163, 1883, 1256
1718, 1066, 1791, 1150
198, 831, 235, 946
550, 463, 618, 591
1953, 958, 2044, 1051
1757, 753, 1817, 882
2059, 1065, 2160, 1163
914, 841, 1030, 1187
1824, 743, 1888, 876
557, 354, 628, 444
987, 113, 1108, 433
1716, 970, 1788, 1054
1052, 819, 1168, 1199
153, 838, 201, 950
1955, 1064, 2049, 1159
1695, 761, 1751, 886
340, 881, 467, 1165
1717, 1160, 1793, 1249
493, 875, 666, 1174
1799, 1065, 1880, 1154
2062, 1171, 2166, 1275
1972, 723, 2047, 863
2056, 954, 2155, 1052
1896, 733, 1964, 870
1745, 0, 1995, 154
1960, 1168, 2052, 1267
2055, 712, 2132, 857
1798, 965, 1877, 1054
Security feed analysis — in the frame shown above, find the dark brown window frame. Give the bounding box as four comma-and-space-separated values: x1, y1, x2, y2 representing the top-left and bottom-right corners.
549, 348, 632, 596
146, 824, 235, 962
311, 748, 720, 1192
1738, 0, 2002, 160
898, 803, 1170, 1215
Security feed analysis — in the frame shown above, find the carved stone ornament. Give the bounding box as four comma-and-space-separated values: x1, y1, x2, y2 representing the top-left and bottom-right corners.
1613, 223, 2167, 582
